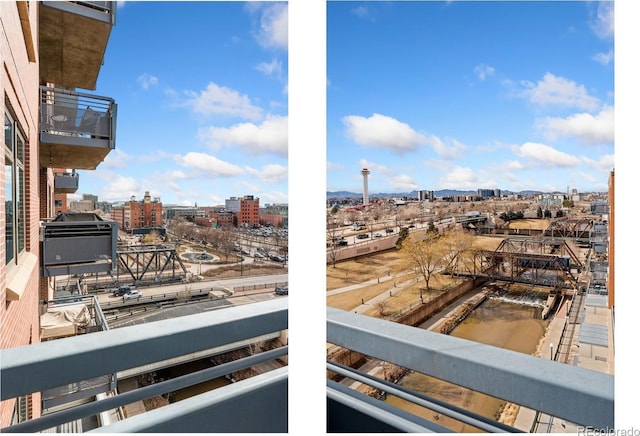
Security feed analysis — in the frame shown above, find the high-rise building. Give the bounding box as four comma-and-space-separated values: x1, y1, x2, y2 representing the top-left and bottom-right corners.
239, 195, 260, 227
418, 190, 434, 202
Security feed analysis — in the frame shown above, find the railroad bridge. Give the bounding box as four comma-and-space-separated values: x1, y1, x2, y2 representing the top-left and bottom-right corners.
476, 237, 583, 289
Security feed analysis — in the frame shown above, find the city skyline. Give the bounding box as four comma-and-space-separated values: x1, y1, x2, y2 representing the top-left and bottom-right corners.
327, 1, 614, 195
71, 2, 288, 206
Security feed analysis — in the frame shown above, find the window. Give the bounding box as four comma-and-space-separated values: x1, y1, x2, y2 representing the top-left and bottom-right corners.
5, 110, 26, 265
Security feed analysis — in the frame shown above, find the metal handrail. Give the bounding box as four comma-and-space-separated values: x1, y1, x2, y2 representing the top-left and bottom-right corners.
327, 306, 614, 430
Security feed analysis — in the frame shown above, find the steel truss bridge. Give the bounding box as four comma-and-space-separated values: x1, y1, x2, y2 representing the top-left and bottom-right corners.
476, 237, 583, 289
116, 244, 188, 284
543, 217, 595, 239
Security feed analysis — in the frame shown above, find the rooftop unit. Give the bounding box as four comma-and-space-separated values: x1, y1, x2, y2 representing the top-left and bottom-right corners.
40, 213, 117, 277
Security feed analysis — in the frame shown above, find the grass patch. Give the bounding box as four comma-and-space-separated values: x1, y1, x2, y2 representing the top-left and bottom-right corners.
327, 249, 403, 291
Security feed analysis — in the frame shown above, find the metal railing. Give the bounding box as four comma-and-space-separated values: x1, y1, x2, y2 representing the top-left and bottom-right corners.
42, 1, 117, 25
1, 298, 288, 433
327, 307, 614, 432
40, 86, 116, 144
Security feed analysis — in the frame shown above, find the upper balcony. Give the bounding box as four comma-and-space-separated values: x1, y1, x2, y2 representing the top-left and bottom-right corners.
1, 298, 288, 432
39, 1, 116, 91
54, 170, 80, 194
40, 86, 117, 170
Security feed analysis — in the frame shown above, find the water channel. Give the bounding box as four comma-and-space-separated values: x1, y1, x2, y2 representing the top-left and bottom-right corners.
385, 287, 550, 432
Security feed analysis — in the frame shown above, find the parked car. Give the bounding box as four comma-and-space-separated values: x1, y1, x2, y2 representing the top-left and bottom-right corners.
123, 290, 143, 300
254, 252, 265, 258
385, 228, 394, 233
275, 285, 288, 295
373, 232, 382, 238
337, 239, 348, 246
112, 285, 132, 297
270, 254, 285, 262
356, 233, 369, 239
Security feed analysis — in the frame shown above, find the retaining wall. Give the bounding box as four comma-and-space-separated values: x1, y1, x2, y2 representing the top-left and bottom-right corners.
327, 276, 491, 382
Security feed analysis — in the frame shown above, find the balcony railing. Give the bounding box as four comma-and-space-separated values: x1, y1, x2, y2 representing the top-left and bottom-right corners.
54, 171, 80, 194
39, 1, 116, 90
40, 86, 117, 170
327, 307, 614, 433
1, 298, 288, 433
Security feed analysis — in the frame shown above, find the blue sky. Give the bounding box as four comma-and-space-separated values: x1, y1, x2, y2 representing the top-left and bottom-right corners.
326, 1, 614, 195
72, 1, 288, 206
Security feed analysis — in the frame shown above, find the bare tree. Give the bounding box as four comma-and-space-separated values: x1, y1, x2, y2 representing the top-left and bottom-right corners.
214, 227, 236, 262
327, 215, 342, 268
440, 231, 474, 276
376, 300, 389, 317
399, 233, 447, 300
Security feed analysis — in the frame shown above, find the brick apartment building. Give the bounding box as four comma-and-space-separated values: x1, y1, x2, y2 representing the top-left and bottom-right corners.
239, 195, 260, 227
223, 195, 260, 227
1, 2, 117, 423
111, 191, 162, 231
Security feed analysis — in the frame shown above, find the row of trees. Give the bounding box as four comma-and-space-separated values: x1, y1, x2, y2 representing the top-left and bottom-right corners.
170, 220, 289, 263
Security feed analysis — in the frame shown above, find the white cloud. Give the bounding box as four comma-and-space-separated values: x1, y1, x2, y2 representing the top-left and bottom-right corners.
184, 82, 263, 120
101, 149, 131, 169
437, 166, 477, 190
101, 175, 142, 201
327, 161, 344, 171
592, 49, 614, 66
590, 2, 614, 39
244, 163, 288, 184
247, 3, 288, 51
343, 113, 427, 154
520, 73, 601, 111
199, 114, 288, 157
257, 190, 288, 205
359, 159, 392, 175
175, 152, 245, 177
137, 73, 158, 90
583, 153, 615, 171
256, 58, 283, 77
352, 5, 372, 20
389, 174, 419, 192
536, 105, 614, 145
473, 64, 495, 81
425, 135, 466, 159
513, 142, 582, 168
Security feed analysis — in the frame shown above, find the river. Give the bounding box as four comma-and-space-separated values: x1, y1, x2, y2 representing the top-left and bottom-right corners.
385, 292, 550, 432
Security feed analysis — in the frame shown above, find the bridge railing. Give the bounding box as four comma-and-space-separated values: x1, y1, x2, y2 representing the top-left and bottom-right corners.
327, 307, 613, 433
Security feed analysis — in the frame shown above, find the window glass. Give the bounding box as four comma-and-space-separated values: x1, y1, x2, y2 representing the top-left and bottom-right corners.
4, 110, 26, 264
16, 132, 25, 254
5, 156, 14, 264
4, 112, 12, 151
